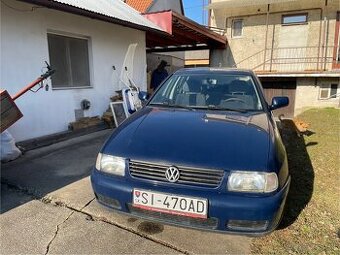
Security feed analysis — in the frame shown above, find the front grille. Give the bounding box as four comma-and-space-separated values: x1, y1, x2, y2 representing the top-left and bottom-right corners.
129, 160, 224, 188
128, 205, 218, 230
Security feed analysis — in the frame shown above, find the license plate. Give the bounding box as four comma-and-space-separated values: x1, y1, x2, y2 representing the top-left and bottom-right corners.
132, 189, 207, 218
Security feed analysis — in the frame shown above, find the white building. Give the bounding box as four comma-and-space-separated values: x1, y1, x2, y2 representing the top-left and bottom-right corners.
1, 0, 163, 142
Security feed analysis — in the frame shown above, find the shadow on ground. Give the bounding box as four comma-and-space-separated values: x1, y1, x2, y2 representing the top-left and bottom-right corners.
278, 119, 315, 229
1, 130, 111, 214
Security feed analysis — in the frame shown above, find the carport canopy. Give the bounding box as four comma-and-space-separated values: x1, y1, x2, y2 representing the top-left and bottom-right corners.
144, 11, 227, 53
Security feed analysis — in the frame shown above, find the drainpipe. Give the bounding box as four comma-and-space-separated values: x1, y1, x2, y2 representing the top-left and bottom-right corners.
263, 4, 270, 71
321, 16, 330, 71
269, 24, 276, 71
317, 8, 323, 70
324, 17, 330, 70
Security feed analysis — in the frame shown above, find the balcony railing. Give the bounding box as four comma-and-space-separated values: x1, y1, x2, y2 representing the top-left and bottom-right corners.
234, 45, 338, 72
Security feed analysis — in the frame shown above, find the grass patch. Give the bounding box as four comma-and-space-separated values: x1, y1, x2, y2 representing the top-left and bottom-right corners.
251, 108, 340, 254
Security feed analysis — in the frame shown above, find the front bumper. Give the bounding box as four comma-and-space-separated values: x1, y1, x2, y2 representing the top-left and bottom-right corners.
91, 169, 290, 235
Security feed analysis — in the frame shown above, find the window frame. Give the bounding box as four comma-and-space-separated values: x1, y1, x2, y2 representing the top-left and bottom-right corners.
319, 84, 339, 100
281, 13, 308, 26
47, 31, 93, 90
330, 84, 339, 98
231, 19, 244, 38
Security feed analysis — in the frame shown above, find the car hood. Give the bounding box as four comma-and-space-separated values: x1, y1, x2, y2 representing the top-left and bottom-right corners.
103, 106, 272, 171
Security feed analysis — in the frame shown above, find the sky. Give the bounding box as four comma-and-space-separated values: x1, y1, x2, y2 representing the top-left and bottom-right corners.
182, 0, 209, 25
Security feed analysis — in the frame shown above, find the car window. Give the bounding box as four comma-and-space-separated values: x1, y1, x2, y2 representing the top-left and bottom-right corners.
150, 73, 263, 111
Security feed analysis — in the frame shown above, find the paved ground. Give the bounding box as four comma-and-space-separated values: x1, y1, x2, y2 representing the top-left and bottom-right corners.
1, 130, 251, 254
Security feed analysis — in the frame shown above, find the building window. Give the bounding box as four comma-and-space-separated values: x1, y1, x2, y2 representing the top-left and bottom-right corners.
47, 33, 91, 89
330, 84, 338, 98
282, 13, 308, 25
232, 19, 243, 38
319, 84, 339, 99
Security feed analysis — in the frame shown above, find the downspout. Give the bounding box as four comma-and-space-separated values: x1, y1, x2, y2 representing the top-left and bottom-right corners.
317, 8, 323, 70
269, 24, 276, 71
321, 17, 327, 71
324, 17, 330, 70
263, 4, 270, 71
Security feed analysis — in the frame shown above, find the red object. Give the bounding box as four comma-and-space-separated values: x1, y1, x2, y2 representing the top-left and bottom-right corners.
143, 11, 227, 53
0, 62, 55, 132
143, 11, 173, 34
12, 76, 46, 101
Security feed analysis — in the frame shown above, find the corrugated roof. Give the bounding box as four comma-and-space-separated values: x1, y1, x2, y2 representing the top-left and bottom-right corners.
44, 0, 163, 31
125, 0, 154, 13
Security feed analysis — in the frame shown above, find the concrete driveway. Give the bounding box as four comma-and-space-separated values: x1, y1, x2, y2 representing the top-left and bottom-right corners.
1, 130, 251, 254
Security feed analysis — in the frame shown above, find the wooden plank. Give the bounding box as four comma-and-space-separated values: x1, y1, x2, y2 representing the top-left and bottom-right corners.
0, 90, 23, 132
69, 116, 103, 131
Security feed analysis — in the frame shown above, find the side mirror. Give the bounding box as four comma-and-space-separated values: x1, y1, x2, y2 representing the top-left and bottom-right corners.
138, 91, 149, 101
270, 96, 289, 110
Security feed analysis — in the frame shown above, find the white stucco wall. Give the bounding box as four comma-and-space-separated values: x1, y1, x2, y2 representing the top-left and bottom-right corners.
1, 1, 147, 141
295, 77, 340, 115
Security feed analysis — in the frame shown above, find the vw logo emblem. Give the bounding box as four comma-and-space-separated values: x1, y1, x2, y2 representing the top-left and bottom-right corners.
165, 166, 180, 183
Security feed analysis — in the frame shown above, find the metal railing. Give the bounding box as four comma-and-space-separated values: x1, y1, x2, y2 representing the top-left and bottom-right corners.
234, 45, 338, 72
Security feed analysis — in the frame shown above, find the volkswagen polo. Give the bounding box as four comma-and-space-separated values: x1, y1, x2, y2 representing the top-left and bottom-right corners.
91, 68, 290, 235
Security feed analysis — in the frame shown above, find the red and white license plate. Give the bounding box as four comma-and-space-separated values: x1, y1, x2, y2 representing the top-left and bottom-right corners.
132, 189, 208, 218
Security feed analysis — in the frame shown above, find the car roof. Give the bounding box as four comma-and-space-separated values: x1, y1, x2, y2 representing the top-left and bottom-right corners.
174, 68, 255, 76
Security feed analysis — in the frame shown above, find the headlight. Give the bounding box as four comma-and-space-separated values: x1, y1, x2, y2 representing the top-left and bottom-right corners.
95, 153, 126, 176
227, 171, 278, 193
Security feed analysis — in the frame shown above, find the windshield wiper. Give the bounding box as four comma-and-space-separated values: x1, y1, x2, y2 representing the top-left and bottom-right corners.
149, 102, 170, 106
205, 105, 249, 113
149, 103, 251, 113
149, 102, 195, 111
167, 104, 196, 110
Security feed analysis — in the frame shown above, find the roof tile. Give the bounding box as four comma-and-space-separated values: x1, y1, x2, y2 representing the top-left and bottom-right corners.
125, 0, 153, 13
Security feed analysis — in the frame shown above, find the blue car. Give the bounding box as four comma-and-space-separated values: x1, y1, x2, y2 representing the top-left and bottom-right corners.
91, 68, 290, 235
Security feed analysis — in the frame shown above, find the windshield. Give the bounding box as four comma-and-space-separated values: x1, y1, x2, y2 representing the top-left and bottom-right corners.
149, 73, 263, 111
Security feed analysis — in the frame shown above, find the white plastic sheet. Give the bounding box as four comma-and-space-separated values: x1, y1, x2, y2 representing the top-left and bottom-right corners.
119, 43, 138, 90
1, 130, 21, 162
